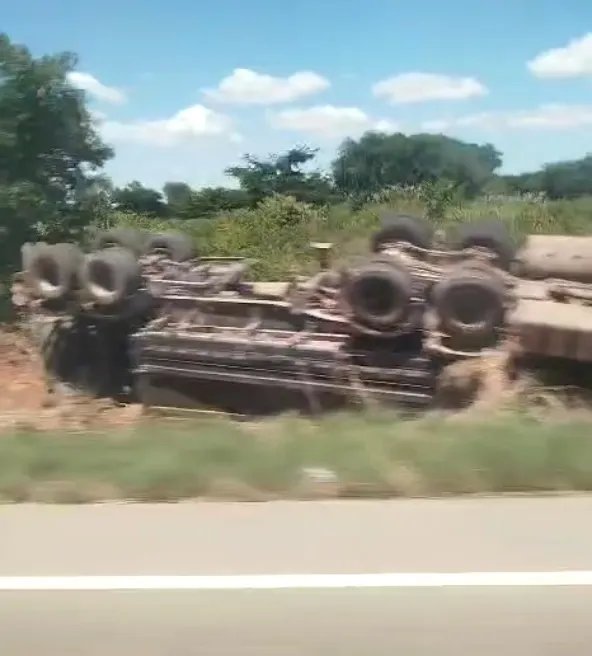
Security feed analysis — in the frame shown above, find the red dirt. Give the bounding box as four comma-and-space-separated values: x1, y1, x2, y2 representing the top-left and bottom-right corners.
0, 328, 48, 412
0, 326, 143, 431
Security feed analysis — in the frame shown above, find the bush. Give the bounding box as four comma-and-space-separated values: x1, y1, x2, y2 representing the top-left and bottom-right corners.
101, 192, 592, 280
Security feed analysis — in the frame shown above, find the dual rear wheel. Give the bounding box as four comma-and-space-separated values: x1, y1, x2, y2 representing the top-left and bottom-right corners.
364, 214, 515, 345
371, 212, 516, 270
25, 229, 196, 305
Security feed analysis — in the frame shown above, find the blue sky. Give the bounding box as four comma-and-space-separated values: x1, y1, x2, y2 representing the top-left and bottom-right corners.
3, 0, 592, 189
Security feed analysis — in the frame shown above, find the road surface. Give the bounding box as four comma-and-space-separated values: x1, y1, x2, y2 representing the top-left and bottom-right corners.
2, 497, 592, 654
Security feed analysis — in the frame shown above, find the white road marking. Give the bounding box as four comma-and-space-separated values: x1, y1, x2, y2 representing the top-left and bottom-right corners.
2, 571, 592, 590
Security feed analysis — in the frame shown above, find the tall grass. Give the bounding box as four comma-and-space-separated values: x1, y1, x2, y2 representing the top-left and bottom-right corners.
3, 410, 592, 502
108, 191, 592, 280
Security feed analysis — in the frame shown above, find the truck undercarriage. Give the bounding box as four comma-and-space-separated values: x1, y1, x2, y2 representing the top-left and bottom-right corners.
12, 218, 592, 416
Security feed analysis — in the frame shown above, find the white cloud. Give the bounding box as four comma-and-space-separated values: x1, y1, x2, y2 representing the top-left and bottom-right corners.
204, 68, 329, 105
528, 33, 592, 78
373, 118, 400, 133
373, 72, 487, 104
67, 72, 127, 104
268, 105, 399, 139
505, 104, 592, 129
89, 108, 107, 122
421, 104, 592, 132
102, 104, 239, 147
420, 119, 451, 132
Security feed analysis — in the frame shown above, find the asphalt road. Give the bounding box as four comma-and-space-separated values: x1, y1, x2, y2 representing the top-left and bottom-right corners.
2, 497, 592, 654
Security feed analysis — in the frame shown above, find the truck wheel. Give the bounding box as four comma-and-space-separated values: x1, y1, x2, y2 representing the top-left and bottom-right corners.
432, 266, 506, 345
145, 231, 196, 262
343, 257, 414, 331
371, 214, 433, 252
93, 227, 146, 255
27, 243, 82, 300
80, 247, 141, 306
448, 219, 515, 270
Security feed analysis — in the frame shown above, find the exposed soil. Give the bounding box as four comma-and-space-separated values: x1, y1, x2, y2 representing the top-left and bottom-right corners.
0, 323, 584, 433
0, 326, 143, 431
436, 350, 518, 411
0, 327, 48, 412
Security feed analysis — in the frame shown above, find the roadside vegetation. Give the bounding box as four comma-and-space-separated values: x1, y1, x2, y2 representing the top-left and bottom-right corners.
108, 191, 592, 280
3, 33, 592, 504
2, 31, 592, 289
2, 409, 592, 503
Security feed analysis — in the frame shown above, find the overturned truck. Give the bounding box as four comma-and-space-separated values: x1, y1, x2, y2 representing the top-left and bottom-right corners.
12, 216, 592, 415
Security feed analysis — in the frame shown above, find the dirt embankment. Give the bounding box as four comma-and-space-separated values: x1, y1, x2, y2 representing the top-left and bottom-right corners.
0, 327, 142, 431
0, 328, 48, 411
0, 323, 585, 433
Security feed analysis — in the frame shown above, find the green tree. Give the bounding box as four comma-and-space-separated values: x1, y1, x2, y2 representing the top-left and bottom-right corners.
0, 33, 113, 269
226, 146, 338, 207
501, 171, 544, 196
113, 180, 167, 216
332, 132, 502, 199
541, 156, 592, 199
163, 181, 193, 215
502, 155, 592, 199
185, 186, 249, 217
162, 182, 249, 218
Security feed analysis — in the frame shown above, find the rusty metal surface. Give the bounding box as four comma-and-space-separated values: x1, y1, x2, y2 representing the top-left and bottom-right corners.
243, 281, 292, 299
141, 254, 251, 299
514, 279, 550, 300
131, 322, 436, 413
15, 229, 592, 415
509, 299, 592, 361
517, 235, 592, 283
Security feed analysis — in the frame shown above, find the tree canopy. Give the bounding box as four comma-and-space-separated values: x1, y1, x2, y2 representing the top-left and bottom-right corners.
113, 181, 168, 216
503, 155, 592, 199
225, 146, 337, 206
2, 29, 592, 283
107, 141, 592, 221
332, 132, 502, 199
163, 182, 193, 215
0, 33, 113, 267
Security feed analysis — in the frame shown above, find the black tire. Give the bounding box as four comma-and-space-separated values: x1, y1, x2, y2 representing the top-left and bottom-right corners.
93, 227, 146, 255
145, 231, 196, 261
80, 247, 141, 306
432, 266, 506, 345
27, 243, 82, 300
448, 219, 515, 270
371, 214, 433, 253
343, 257, 413, 331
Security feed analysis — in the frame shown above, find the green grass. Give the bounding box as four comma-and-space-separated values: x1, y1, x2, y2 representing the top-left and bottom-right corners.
108, 193, 592, 280
3, 409, 592, 503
